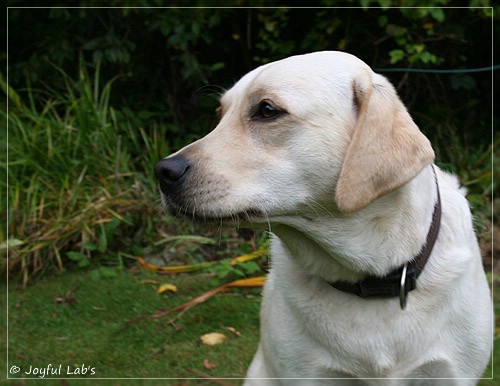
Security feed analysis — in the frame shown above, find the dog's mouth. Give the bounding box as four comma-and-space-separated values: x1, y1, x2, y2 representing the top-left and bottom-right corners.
164, 200, 266, 225
194, 209, 265, 225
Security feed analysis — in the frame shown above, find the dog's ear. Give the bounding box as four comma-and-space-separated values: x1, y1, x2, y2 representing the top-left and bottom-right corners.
335, 74, 434, 213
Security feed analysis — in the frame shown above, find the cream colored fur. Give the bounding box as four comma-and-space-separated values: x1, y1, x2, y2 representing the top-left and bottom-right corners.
158, 51, 492, 385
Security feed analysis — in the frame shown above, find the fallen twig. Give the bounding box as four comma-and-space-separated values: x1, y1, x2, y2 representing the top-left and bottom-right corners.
126, 276, 265, 326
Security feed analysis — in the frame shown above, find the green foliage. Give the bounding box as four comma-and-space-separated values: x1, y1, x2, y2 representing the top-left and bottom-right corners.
4, 2, 496, 283
24, 3, 494, 158
3, 62, 170, 284
65, 216, 127, 275
253, 8, 295, 63
207, 259, 263, 285
67, 251, 91, 268
6, 4, 496, 146
384, 7, 446, 65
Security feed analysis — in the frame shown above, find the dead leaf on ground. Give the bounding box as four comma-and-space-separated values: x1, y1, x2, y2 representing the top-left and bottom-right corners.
128, 276, 266, 326
224, 326, 241, 337
54, 288, 78, 305
203, 359, 218, 370
139, 279, 160, 285
200, 332, 226, 346
229, 244, 269, 265
225, 276, 266, 287
157, 283, 178, 294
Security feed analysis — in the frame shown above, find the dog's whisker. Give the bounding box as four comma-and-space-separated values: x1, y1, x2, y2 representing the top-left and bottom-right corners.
191, 84, 226, 100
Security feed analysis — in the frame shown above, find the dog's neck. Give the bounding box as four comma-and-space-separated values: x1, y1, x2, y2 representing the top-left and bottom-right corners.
269, 165, 438, 283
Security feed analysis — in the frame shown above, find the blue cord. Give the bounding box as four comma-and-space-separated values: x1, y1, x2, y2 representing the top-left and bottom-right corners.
375, 65, 500, 74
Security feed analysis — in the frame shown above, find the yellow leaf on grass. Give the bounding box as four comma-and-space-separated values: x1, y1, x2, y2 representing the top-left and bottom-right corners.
157, 283, 177, 294
230, 244, 269, 265
226, 276, 266, 287
200, 332, 226, 346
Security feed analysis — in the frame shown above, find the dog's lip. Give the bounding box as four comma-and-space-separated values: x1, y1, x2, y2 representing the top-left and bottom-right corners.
195, 210, 265, 223
167, 204, 266, 224
159, 192, 267, 223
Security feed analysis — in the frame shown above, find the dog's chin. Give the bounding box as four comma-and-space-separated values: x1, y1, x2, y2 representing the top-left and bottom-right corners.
165, 202, 266, 227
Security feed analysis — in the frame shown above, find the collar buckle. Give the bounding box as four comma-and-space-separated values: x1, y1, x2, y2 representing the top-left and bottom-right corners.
399, 264, 413, 310
355, 265, 417, 301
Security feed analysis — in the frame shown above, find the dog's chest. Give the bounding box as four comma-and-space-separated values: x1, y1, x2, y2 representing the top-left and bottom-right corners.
264, 268, 442, 378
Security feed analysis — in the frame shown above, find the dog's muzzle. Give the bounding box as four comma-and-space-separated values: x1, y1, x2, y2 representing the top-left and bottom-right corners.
155, 154, 265, 223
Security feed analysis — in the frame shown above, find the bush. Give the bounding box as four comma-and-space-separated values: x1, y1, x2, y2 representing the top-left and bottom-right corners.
6, 4, 496, 146
3, 63, 169, 284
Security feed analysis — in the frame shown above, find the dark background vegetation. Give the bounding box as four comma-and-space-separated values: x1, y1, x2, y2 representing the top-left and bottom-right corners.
3, 2, 498, 283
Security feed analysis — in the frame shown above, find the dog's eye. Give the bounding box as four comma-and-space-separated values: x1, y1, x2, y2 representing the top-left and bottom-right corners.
253, 101, 283, 120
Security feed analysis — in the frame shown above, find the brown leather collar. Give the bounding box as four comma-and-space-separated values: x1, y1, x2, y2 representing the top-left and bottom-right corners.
329, 166, 442, 310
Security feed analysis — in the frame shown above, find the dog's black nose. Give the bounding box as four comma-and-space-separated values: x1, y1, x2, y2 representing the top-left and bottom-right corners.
155, 155, 190, 193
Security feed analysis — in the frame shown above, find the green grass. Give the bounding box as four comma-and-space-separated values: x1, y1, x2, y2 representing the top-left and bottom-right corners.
4, 268, 498, 385
5, 268, 261, 384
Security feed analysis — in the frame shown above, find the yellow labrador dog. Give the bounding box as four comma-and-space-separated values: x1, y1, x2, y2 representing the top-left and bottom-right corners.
155, 51, 492, 385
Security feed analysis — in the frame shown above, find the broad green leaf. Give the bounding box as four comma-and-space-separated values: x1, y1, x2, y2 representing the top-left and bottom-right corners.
389, 49, 405, 64
67, 251, 86, 261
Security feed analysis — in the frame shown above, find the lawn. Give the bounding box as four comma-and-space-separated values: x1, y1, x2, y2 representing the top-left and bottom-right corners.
4, 268, 261, 385
3, 266, 499, 385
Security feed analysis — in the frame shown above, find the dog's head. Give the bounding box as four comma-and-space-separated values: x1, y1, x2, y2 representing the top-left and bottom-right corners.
155, 51, 434, 224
